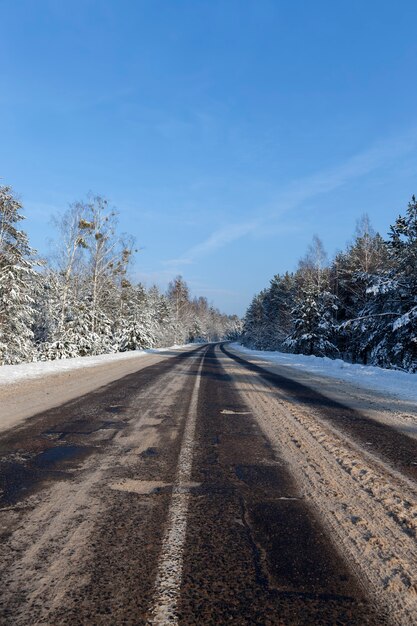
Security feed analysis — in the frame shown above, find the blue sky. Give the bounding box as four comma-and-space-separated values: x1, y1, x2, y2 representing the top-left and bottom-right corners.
2, 0, 417, 315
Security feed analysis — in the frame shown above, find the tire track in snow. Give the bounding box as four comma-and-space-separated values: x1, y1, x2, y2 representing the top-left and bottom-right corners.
220, 347, 417, 624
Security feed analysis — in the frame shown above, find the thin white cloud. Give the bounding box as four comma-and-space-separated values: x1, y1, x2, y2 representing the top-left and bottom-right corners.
163, 220, 259, 266
271, 127, 417, 213
166, 125, 417, 265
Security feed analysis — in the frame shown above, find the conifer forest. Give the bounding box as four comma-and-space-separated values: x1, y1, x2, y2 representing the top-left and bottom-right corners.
242, 198, 417, 372
0, 185, 241, 365
2, 183, 417, 374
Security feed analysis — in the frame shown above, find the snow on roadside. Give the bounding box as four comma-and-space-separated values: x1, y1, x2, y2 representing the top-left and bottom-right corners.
0, 344, 194, 387
231, 343, 417, 405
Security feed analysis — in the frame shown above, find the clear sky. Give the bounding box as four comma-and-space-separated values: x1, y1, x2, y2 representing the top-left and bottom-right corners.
2, 1, 417, 315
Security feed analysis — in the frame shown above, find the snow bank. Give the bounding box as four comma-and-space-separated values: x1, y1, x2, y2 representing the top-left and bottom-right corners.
0, 344, 196, 434
0, 345, 194, 387
231, 343, 417, 405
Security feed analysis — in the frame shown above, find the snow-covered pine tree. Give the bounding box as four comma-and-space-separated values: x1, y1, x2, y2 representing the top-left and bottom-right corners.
116, 283, 156, 351
331, 216, 388, 360
370, 196, 417, 370
147, 285, 177, 347
283, 236, 339, 357
340, 198, 417, 370
34, 269, 80, 360
262, 273, 295, 350
0, 186, 39, 364
240, 274, 295, 351
242, 291, 269, 348
224, 314, 243, 341
283, 289, 339, 357
189, 296, 210, 342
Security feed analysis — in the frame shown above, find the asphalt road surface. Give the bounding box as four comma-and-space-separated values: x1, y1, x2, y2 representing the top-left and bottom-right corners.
1, 343, 417, 625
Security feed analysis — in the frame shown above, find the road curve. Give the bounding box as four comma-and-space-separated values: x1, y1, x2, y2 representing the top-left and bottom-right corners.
1, 343, 416, 624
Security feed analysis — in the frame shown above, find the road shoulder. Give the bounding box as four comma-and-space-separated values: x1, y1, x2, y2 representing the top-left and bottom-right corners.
0, 345, 200, 435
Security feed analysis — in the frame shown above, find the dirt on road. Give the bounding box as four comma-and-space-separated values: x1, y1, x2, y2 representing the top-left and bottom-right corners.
1, 343, 416, 624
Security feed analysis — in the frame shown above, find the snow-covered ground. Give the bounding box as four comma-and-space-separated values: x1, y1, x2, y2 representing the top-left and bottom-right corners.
231, 343, 417, 405
0, 345, 194, 387
0, 344, 196, 434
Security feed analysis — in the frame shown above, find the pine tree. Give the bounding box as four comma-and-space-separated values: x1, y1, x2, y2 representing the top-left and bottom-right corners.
242, 291, 268, 348
116, 283, 156, 351
147, 285, 177, 347
262, 273, 295, 349
283, 237, 339, 357
339, 199, 417, 370
0, 187, 39, 364
332, 216, 388, 360
283, 290, 339, 357
375, 196, 417, 370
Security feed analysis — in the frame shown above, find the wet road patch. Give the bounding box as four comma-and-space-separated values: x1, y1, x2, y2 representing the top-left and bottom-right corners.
142, 446, 159, 457
42, 419, 126, 439
0, 444, 94, 506
33, 444, 91, 468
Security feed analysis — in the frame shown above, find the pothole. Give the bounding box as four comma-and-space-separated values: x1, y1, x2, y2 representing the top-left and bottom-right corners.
142, 447, 158, 457
109, 480, 170, 495
33, 445, 87, 467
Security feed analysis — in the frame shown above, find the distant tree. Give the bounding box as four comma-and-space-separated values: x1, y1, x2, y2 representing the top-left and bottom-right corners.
298, 235, 328, 294
51, 201, 88, 333
242, 291, 268, 348
167, 275, 191, 343
80, 195, 134, 338
224, 314, 243, 340
262, 272, 296, 349
116, 283, 156, 351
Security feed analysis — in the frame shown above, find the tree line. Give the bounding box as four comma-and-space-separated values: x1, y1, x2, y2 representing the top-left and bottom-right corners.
242, 197, 417, 372
0, 185, 241, 365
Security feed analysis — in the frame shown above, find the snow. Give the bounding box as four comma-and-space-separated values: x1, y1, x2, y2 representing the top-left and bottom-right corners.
0, 344, 194, 388
0, 343, 198, 435
231, 343, 417, 404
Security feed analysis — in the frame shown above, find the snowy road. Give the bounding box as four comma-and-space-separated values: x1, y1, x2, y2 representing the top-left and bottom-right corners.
1, 343, 416, 624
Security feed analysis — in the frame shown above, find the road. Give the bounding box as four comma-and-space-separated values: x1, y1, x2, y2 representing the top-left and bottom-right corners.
1, 343, 417, 625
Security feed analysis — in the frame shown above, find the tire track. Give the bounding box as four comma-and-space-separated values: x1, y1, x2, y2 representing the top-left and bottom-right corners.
220, 345, 417, 624
221, 344, 417, 482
